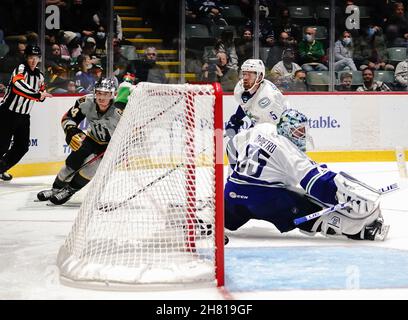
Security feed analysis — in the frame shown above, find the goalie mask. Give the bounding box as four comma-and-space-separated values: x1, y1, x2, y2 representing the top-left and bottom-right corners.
277, 109, 308, 152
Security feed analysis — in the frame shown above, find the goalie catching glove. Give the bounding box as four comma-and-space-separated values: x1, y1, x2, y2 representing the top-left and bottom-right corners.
334, 171, 381, 217
65, 126, 86, 151
306, 172, 386, 240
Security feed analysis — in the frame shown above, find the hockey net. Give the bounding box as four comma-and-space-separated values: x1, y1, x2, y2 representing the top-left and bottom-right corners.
57, 82, 224, 289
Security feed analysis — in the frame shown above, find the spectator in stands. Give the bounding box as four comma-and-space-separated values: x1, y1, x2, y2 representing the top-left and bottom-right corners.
93, 9, 123, 42
201, 51, 238, 91
186, 0, 198, 24
274, 6, 302, 42
385, 2, 408, 47
128, 47, 167, 84
45, 43, 69, 70
0, 41, 27, 79
91, 64, 104, 82
66, 80, 78, 94
353, 25, 394, 71
394, 58, 408, 90
356, 67, 391, 91
265, 31, 297, 70
270, 48, 301, 91
287, 69, 308, 92
193, 0, 227, 31
335, 31, 357, 71
203, 30, 239, 71
113, 38, 130, 81
62, 31, 82, 60
82, 37, 97, 58
46, 65, 70, 94
299, 27, 328, 72
235, 28, 253, 67
63, 0, 99, 41
258, 5, 275, 47
336, 72, 354, 91
74, 54, 96, 93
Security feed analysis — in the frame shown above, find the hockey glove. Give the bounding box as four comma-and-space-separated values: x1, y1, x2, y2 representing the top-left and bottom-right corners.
334, 172, 380, 217
65, 126, 85, 151
225, 106, 246, 139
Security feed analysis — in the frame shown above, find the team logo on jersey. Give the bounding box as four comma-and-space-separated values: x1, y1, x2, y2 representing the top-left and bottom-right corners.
78, 96, 86, 104
229, 192, 248, 199
258, 97, 271, 108
17, 64, 25, 73
328, 215, 341, 229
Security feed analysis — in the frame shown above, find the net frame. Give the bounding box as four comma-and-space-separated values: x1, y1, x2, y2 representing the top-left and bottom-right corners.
57, 82, 224, 289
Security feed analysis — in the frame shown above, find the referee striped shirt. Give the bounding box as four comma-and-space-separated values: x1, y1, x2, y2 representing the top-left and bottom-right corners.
0, 62, 45, 114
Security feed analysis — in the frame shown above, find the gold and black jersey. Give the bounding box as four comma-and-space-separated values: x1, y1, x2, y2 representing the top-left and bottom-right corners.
62, 94, 122, 145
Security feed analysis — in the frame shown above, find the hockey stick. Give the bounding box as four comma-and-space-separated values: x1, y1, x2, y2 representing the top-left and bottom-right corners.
293, 182, 399, 226
62, 150, 106, 183
96, 144, 211, 212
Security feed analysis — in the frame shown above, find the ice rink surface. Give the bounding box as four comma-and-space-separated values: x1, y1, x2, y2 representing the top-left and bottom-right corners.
1, 162, 408, 300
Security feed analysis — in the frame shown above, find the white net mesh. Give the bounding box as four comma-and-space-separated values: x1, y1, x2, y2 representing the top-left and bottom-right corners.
57, 83, 220, 288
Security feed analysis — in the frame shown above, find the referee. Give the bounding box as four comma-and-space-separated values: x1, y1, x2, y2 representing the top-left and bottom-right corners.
0, 45, 52, 181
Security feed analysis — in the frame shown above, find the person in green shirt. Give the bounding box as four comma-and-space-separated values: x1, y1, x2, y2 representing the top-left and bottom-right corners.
299, 27, 328, 72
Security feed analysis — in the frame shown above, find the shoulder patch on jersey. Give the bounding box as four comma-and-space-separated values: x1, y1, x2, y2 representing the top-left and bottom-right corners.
258, 97, 271, 108
115, 108, 123, 116
17, 64, 25, 74
77, 96, 86, 104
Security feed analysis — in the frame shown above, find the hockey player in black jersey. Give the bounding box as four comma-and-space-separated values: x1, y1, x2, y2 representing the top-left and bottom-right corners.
0, 45, 52, 181
37, 78, 122, 205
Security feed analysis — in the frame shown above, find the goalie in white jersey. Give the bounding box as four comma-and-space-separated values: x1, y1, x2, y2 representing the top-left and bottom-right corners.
225, 109, 389, 241
225, 59, 289, 139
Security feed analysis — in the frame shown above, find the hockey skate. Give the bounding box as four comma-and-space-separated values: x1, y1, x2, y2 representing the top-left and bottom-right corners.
37, 188, 59, 201
363, 218, 390, 241
0, 172, 12, 181
49, 185, 78, 205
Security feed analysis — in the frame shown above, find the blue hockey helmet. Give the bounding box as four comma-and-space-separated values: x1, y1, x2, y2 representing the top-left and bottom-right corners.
277, 109, 308, 151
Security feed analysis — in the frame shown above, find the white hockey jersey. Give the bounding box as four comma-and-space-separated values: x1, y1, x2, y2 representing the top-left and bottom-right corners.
233, 79, 289, 126
226, 123, 337, 205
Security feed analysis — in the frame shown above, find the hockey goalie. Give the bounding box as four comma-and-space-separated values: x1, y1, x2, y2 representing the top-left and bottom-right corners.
225, 108, 390, 241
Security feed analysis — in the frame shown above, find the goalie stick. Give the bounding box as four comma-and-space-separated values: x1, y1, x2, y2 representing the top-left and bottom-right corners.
293, 181, 399, 226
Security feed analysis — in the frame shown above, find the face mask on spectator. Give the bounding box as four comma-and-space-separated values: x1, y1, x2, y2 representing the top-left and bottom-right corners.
367, 27, 376, 37
304, 34, 314, 42
342, 38, 352, 45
